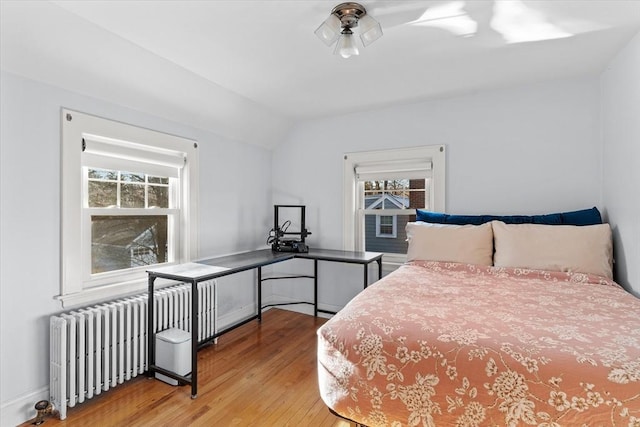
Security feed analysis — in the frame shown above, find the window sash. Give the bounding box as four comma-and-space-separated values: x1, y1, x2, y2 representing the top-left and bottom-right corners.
356, 177, 428, 256
85, 169, 176, 209
84, 174, 180, 283
357, 177, 424, 260
83, 209, 180, 287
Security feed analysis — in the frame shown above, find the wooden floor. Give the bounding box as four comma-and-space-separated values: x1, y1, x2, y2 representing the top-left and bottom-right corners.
27, 309, 351, 427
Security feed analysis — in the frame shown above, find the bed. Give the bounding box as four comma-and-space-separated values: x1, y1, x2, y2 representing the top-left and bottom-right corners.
317, 212, 640, 426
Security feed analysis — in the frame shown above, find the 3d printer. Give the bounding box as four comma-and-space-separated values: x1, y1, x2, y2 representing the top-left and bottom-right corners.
268, 205, 311, 253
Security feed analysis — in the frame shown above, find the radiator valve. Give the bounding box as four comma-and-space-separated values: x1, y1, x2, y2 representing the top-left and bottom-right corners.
31, 400, 57, 425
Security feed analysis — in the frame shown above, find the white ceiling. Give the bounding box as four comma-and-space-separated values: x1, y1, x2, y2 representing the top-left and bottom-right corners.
2, 1, 640, 148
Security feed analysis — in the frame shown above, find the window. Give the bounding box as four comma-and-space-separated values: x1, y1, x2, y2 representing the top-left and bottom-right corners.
376, 215, 396, 238
343, 146, 445, 266
61, 109, 198, 307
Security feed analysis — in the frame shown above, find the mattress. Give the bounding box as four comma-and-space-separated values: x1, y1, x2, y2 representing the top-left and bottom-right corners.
317, 261, 640, 426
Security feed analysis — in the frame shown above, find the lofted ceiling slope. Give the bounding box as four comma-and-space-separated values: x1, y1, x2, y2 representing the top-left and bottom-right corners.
2, 1, 640, 149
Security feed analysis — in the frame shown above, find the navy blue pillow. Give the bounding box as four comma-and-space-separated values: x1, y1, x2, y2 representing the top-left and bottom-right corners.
415, 207, 601, 226
559, 207, 603, 225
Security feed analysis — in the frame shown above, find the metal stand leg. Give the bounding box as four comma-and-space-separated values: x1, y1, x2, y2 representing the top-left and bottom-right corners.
364, 264, 369, 289
258, 266, 262, 322
314, 259, 318, 317
147, 276, 156, 377
191, 279, 198, 398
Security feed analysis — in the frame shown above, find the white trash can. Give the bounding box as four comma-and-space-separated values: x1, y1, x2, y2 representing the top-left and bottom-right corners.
155, 328, 191, 386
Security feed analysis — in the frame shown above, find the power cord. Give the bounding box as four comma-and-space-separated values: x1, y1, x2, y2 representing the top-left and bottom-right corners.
266, 220, 292, 245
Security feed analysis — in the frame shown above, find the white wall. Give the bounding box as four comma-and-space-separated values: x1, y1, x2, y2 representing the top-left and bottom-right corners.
601, 31, 640, 296
0, 71, 272, 425
271, 77, 603, 311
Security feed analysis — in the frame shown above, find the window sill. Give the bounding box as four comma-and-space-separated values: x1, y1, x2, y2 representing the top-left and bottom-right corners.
56, 276, 176, 309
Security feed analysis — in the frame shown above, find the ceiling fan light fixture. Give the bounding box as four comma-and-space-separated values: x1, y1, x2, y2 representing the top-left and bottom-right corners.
316, 2, 382, 58
358, 14, 383, 46
334, 28, 359, 58
314, 14, 342, 46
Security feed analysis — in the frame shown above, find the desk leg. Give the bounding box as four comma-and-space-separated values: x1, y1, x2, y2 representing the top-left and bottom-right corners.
147, 275, 156, 377
314, 259, 318, 317
191, 279, 198, 399
258, 266, 262, 322
364, 264, 369, 289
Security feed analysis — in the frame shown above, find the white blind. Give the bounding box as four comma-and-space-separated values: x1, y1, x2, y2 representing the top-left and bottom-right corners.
355, 159, 432, 181
82, 134, 185, 178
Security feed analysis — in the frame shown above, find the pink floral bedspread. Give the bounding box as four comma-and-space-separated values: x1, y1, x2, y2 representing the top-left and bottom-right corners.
317, 262, 640, 427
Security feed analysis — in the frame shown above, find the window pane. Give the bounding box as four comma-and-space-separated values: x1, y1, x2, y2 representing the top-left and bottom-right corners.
362, 177, 425, 254
379, 224, 393, 235
148, 185, 169, 208
121, 183, 145, 208
385, 179, 409, 190
91, 215, 168, 274
88, 168, 117, 180
88, 181, 117, 207
121, 172, 145, 183
148, 176, 169, 184
364, 180, 384, 195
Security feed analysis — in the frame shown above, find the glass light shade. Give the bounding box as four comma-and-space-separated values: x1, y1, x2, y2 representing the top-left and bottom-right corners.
334, 31, 359, 58
314, 14, 341, 46
358, 14, 383, 46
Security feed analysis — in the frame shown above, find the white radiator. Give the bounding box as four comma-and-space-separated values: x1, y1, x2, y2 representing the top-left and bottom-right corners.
50, 281, 216, 420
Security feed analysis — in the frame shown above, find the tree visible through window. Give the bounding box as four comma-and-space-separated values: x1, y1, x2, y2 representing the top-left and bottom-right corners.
88, 168, 171, 274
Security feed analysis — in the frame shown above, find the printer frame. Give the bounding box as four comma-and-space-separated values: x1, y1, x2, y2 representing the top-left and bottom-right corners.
271, 204, 311, 253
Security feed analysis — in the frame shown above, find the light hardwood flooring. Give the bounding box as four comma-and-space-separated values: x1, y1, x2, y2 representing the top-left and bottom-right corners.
25, 309, 351, 427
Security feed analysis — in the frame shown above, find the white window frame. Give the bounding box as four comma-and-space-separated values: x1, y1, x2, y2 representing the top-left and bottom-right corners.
376, 215, 397, 238
60, 109, 199, 307
343, 145, 446, 266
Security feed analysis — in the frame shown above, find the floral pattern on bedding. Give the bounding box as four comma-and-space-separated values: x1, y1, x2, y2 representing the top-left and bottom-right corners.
317, 262, 640, 427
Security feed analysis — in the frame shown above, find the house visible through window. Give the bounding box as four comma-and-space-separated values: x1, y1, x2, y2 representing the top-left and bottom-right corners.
343, 146, 445, 266
367, 178, 426, 242
363, 177, 427, 254
61, 109, 198, 307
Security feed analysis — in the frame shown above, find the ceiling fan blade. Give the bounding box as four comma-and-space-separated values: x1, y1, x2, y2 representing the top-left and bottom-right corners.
364, 1, 431, 28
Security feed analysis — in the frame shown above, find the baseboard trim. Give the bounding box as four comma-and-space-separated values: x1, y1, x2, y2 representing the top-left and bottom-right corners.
1, 385, 49, 426
216, 303, 261, 331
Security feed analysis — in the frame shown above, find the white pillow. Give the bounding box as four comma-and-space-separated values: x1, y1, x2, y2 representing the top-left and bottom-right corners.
406, 222, 494, 266
491, 221, 613, 278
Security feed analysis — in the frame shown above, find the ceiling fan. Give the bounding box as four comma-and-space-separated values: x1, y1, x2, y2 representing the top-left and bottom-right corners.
314, 0, 582, 57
